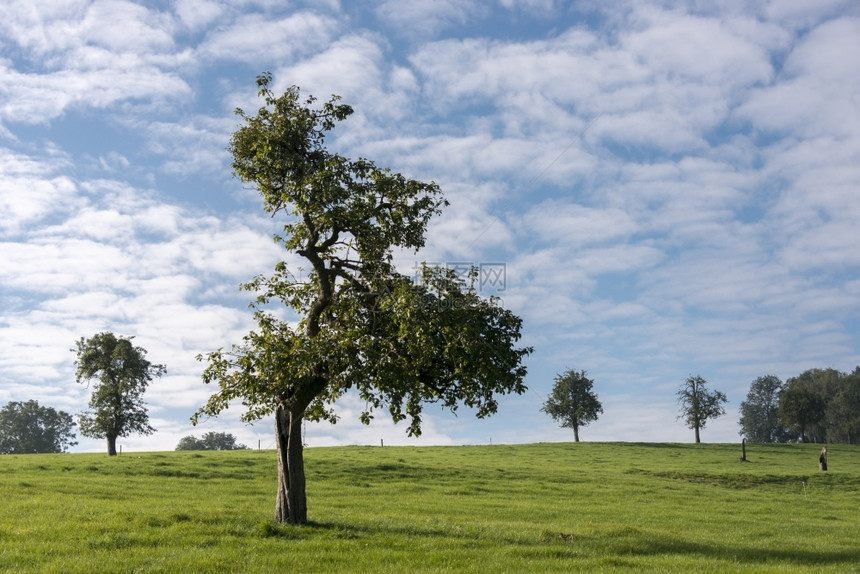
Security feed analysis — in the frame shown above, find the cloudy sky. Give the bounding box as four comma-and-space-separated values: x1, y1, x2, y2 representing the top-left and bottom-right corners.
1, 0, 859, 452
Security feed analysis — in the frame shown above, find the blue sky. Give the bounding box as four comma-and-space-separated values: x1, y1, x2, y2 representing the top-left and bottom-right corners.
1, 0, 859, 452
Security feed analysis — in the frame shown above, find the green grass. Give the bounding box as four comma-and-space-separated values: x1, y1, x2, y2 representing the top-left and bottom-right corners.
1, 442, 859, 572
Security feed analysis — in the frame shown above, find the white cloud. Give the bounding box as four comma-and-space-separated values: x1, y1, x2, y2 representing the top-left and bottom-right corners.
173, 0, 224, 32
197, 11, 338, 63
140, 116, 233, 177
765, 0, 857, 30
498, 0, 557, 12
736, 18, 860, 138
0, 62, 192, 125
419, 181, 517, 261
80, 0, 176, 52
0, 148, 79, 233
622, 8, 774, 86
0, 0, 88, 57
0, 0, 183, 66
519, 202, 637, 246
0, 1, 191, 127
375, 0, 484, 38
277, 34, 395, 120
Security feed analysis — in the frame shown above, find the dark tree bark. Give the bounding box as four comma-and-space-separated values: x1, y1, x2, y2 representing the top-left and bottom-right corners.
275, 404, 307, 524
107, 435, 117, 456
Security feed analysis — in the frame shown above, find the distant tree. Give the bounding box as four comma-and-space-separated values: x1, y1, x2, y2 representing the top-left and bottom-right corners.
783, 368, 841, 442
541, 369, 603, 442
676, 375, 727, 443
175, 435, 205, 450
74, 332, 165, 456
738, 375, 791, 443
176, 432, 248, 451
195, 76, 531, 524
826, 368, 860, 444
779, 385, 826, 443
0, 400, 77, 454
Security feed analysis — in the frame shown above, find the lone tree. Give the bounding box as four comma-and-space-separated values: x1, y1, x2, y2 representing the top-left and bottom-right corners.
0, 400, 77, 454
738, 375, 791, 443
74, 332, 165, 456
176, 432, 248, 451
541, 369, 603, 442
677, 375, 727, 443
195, 75, 532, 524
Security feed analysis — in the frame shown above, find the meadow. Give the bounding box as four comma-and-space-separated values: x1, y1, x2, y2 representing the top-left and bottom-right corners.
1, 442, 858, 573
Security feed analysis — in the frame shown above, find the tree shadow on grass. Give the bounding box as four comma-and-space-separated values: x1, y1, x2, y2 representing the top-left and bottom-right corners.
259, 518, 860, 568
257, 517, 499, 544
541, 529, 860, 568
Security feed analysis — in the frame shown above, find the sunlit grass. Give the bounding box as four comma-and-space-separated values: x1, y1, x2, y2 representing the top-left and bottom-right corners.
1, 443, 858, 572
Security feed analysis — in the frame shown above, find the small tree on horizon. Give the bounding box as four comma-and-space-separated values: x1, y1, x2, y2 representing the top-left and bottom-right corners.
176, 432, 249, 451
74, 332, 165, 456
677, 375, 727, 443
541, 369, 603, 442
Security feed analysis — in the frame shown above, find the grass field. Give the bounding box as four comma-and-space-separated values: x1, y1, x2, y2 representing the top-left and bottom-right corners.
1, 442, 858, 573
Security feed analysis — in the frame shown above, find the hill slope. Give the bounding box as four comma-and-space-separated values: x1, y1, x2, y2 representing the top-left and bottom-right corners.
1, 442, 858, 572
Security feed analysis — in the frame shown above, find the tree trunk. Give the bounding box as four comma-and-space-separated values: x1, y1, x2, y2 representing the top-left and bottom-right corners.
274, 404, 307, 524
107, 435, 117, 456
694, 425, 701, 444
573, 425, 580, 443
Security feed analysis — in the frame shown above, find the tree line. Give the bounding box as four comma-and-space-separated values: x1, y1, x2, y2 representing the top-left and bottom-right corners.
175, 432, 249, 451
541, 367, 860, 446
739, 368, 860, 444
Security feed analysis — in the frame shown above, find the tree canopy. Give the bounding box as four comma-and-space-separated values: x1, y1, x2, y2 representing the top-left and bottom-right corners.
195, 75, 532, 523
778, 384, 826, 443
736, 367, 860, 444
74, 332, 165, 456
676, 375, 727, 443
781, 368, 839, 443
0, 400, 77, 454
738, 375, 791, 443
176, 432, 248, 451
826, 368, 860, 444
541, 369, 603, 442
